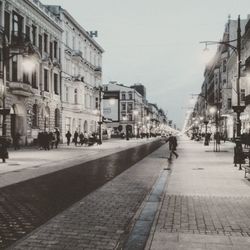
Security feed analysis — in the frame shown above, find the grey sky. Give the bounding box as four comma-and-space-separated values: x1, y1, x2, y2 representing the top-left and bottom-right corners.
43, 0, 250, 128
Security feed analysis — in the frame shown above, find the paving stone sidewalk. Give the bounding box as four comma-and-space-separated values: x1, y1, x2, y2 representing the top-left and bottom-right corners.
9, 143, 168, 249
147, 137, 250, 250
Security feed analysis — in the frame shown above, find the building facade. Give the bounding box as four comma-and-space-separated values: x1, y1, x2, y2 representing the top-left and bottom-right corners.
46, 6, 104, 141
0, 0, 62, 145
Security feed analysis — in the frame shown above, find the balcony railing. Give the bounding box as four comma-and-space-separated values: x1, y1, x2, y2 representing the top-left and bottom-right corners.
8, 81, 33, 97
11, 31, 30, 47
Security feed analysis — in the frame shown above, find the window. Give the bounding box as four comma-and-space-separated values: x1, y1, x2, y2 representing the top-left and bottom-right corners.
65, 86, 69, 102
23, 71, 29, 84
227, 98, 232, 109
121, 93, 126, 100
95, 97, 99, 109
54, 73, 58, 94
55, 108, 60, 128
54, 41, 58, 58
74, 89, 78, 104
128, 114, 133, 121
4, 11, 10, 41
241, 89, 245, 102
128, 92, 132, 100
25, 25, 30, 40
39, 34, 43, 56
12, 56, 17, 82
44, 33, 48, 52
44, 69, 49, 91
49, 42, 53, 59
32, 25, 37, 46
32, 104, 38, 127
66, 31, 69, 46
128, 103, 133, 112
122, 103, 126, 111
32, 70, 37, 88
12, 12, 23, 35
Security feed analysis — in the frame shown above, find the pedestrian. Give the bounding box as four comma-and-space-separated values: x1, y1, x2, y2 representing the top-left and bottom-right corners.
49, 131, 55, 149
73, 131, 79, 146
55, 128, 60, 149
65, 131, 71, 146
44, 131, 50, 150
79, 132, 84, 146
166, 134, 179, 160
84, 131, 89, 145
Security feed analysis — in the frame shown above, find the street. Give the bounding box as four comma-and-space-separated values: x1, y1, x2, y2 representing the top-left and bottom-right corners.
0, 138, 163, 249
1, 137, 250, 249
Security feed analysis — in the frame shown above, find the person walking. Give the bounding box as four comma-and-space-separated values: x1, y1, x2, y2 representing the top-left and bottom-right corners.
65, 131, 72, 146
13, 132, 21, 150
73, 131, 79, 146
166, 134, 179, 160
55, 128, 60, 149
79, 132, 84, 146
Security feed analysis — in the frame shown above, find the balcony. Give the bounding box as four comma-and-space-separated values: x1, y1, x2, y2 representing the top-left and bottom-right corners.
72, 50, 83, 61
11, 31, 30, 48
8, 81, 33, 97
94, 66, 102, 72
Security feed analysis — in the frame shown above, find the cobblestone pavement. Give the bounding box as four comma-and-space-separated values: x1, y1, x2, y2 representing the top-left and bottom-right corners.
147, 137, 250, 250
9, 143, 168, 249
0, 140, 164, 249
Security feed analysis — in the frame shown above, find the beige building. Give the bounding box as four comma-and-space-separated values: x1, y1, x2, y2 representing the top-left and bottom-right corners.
0, 0, 62, 144
46, 6, 104, 141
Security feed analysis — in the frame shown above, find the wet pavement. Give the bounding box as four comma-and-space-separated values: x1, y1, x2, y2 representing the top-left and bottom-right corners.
0, 139, 163, 249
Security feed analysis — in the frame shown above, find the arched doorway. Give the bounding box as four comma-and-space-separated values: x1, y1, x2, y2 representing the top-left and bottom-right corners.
84, 120, 88, 133
10, 103, 27, 141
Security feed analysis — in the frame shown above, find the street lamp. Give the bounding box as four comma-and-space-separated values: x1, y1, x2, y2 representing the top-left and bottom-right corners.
200, 15, 244, 168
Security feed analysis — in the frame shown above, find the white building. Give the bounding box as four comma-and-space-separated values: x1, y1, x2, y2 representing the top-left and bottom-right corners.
46, 6, 104, 141
103, 82, 145, 136
0, 0, 62, 144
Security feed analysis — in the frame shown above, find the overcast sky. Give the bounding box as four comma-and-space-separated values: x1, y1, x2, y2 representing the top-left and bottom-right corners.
43, 0, 250, 128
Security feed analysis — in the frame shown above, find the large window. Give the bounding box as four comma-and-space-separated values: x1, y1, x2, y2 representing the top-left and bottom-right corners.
128, 103, 133, 112
44, 33, 48, 53
44, 69, 49, 91
32, 104, 38, 127
32, 70, 37, 88
121, 93, 126, 100
54, 73, 58, 94
227, 98, 232, 109
12, 11, 23, 35
128, 92, 133, 100
39, 34, 43, 56
54, 41, 58, 58
122, 103, 126, 111
12, 56, 17, 82
55, 108, 60, 128
32, 25, 37, 46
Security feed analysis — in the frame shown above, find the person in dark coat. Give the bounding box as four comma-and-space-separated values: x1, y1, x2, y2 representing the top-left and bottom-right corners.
44, 131, 50, 150
55, 128, 60, 149
73, 131, 79, 146
79, 132, 84, 146
166, 134, 179, 160
65, 131, 72, 146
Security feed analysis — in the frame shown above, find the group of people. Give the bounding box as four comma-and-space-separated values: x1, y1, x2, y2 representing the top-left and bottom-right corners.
37, 128, 60, 150
65, 131, 99, 146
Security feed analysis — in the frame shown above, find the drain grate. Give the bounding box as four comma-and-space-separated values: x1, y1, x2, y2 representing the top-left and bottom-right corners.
192, 168, 204, 170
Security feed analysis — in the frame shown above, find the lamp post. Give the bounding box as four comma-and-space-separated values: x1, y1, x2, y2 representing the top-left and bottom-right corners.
200, 15, 244, 169
98, 86, 103, 145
